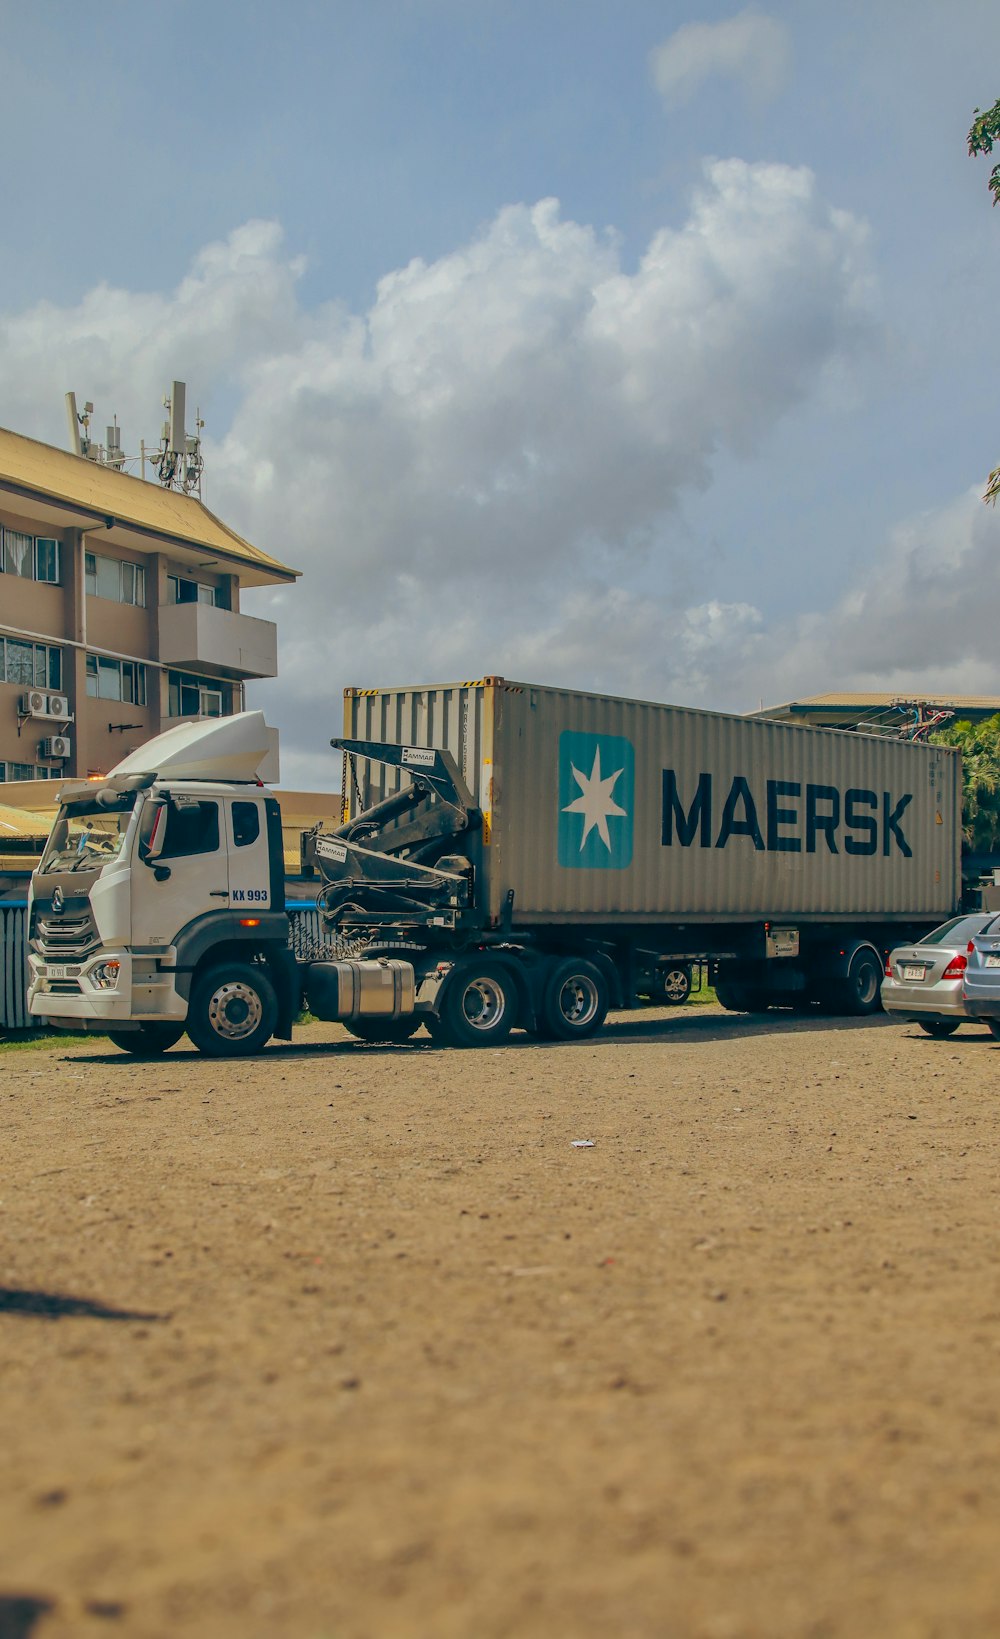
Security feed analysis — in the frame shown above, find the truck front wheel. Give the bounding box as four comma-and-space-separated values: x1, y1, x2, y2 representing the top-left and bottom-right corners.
107, 1023, 185, 1057
187, 962, 278, 1057
539, 958, 609, 1040
432, 961, 516, 1048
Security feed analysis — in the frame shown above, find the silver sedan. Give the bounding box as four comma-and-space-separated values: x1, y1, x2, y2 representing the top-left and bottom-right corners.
881, 913, 1000, 1037
961, 924, 1000, 1039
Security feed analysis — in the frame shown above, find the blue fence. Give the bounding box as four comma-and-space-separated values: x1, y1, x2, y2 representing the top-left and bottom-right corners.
0, 902, 29, 1030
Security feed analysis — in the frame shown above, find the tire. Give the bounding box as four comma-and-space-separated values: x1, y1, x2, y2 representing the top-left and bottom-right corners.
647, 964, 691, 1006
106, 1023, 185, 1057
342, 1016, 421, 1044
839, 948, 884, 1017
715, 981, 768, 1013
434, 960, 516, 1048
986, 1018, 1000, 1041
918, 1020, 960, 1038
539, 958, 609, 1041
186, 962, 278, 1057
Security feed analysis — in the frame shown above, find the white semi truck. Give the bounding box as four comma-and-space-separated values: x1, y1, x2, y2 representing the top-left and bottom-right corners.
27, 684, 962, 1057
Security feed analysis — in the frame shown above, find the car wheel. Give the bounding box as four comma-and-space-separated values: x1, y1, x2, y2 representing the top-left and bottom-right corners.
343, 1016, 421, 1044
186, 962, 278, 1057
918, 1020, 961, 1038
649, 964, 692, 1006
434, 960, 516, 1048
986, 1018, 1000, 1041
106, 1023, 185, 1057
538, 958, 609, 1041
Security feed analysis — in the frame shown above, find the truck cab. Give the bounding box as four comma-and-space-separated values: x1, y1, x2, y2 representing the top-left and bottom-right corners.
28, 714, 296, 1056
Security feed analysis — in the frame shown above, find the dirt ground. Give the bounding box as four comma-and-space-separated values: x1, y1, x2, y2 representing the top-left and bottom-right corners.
2, 1002, 1000, 1639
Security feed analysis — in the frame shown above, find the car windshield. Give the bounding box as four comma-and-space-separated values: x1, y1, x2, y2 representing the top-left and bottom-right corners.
919, 914, 1000, 947
39, 792, 139, 874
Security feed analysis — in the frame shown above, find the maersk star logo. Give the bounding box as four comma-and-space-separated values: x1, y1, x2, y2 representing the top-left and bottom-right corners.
557, 731, 634, 870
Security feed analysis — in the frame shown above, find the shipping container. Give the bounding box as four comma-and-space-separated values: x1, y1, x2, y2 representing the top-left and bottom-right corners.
342, 677, 962, 928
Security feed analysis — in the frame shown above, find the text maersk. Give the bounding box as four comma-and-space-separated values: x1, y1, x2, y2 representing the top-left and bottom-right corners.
662, 772, 914, 856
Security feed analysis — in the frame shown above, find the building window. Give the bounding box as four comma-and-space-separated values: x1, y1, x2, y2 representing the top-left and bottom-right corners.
0, 761, 55, 781
0, 637, 62, 689
0, 529, 62, 583
167, 574, 222, 607
85, 552, 146, 606
86, 654, 147, 704
167, 670, 224, 718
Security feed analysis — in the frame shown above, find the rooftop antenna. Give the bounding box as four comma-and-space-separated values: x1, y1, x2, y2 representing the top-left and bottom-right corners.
149, 380, 204, 497
65, 392, 95, 459
105, 416, 125, 471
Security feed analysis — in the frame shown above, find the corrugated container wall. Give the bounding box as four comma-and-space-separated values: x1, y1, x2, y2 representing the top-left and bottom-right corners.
343, 680, 962, 926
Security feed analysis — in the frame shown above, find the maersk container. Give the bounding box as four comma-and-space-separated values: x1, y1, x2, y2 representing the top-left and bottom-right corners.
342, 678, 961, 927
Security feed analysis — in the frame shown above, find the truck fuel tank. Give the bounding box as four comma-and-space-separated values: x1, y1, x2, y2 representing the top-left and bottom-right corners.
306, 959, 416, 1021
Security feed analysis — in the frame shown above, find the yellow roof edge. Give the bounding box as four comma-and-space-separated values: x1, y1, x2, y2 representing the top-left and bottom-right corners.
0, 423, 300, 583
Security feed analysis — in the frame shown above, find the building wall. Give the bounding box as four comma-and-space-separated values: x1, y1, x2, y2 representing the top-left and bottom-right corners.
1, 497, 272, 785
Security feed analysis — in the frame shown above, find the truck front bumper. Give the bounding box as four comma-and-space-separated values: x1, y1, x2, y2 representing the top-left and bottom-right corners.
28, 949, 187, 1025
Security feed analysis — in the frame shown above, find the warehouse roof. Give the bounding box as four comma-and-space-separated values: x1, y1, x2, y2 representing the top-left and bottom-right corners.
0, 424, 298, 588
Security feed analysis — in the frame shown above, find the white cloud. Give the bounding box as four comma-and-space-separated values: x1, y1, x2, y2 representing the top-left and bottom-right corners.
0, 163, 882, 784
650, 10, 792, 108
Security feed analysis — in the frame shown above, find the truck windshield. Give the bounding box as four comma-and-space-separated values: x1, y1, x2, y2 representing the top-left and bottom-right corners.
39, 792, 139, 874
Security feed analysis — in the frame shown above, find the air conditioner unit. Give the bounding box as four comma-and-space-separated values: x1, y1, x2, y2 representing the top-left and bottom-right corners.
46, 694, 71, 721
20, 690, 49, 717
41, 735, 71, 760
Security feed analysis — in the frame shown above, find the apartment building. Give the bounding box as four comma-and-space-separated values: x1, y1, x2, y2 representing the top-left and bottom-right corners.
0, 424, 298, 784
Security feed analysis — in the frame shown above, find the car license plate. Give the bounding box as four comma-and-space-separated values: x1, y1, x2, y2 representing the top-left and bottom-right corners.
985, 954, 1000, 967
902, 964, 926, 980
45, 964, 69, 980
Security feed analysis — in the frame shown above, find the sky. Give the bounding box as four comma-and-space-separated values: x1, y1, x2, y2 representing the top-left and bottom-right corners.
2, 0, 1000, 789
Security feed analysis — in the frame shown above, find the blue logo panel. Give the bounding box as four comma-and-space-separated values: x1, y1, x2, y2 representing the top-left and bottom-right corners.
558, 731, 634, 870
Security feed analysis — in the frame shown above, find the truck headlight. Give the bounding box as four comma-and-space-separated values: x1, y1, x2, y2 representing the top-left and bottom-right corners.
90, 960, 122, 990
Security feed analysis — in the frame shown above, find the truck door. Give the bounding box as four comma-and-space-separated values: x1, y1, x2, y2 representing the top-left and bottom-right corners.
130, 792, 230, 949
224, 796, 273, 911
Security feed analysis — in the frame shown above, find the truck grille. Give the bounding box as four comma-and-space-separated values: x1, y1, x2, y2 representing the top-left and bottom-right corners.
32, 907, 101, 963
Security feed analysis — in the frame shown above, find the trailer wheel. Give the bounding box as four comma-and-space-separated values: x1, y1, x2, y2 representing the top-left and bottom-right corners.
839, 947, 883, 1017
433, 961, 516, 1048
715, 982, 768, 1013
186, 962, 278, 1057
539, 959, 609, 1040
106, 1023, 185, 1057
343, 1017, 422, 1044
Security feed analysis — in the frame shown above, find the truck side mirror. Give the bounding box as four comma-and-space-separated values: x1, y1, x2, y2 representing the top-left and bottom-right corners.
138, 801, 168, 865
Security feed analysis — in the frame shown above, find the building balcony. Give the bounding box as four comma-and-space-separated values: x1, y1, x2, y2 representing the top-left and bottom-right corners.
158, 602, 278, 680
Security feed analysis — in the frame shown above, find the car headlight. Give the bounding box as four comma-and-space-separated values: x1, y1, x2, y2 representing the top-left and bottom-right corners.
90, 960, 122, 990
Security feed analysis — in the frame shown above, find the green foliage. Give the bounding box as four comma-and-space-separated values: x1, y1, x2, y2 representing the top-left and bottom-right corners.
969, 103, 1000, 500
931, 716, 1000, 852
969, 100, 1000, 206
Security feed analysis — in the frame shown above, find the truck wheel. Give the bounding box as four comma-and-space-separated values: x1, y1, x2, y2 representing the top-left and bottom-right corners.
343, 1017, 421, 1044
715, 981, 767, 1012
186, 962, 278, 1057
539, 959, 609, 1040
434, 961, 516, 1048
839, 948, 883, 1016
107, 1023, 185, 1057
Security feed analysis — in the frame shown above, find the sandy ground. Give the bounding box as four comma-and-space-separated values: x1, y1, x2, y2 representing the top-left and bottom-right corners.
2, 1003, 1000, 1639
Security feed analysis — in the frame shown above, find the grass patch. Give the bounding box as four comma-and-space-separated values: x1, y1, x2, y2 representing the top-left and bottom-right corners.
0, 1029, 101, 1053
